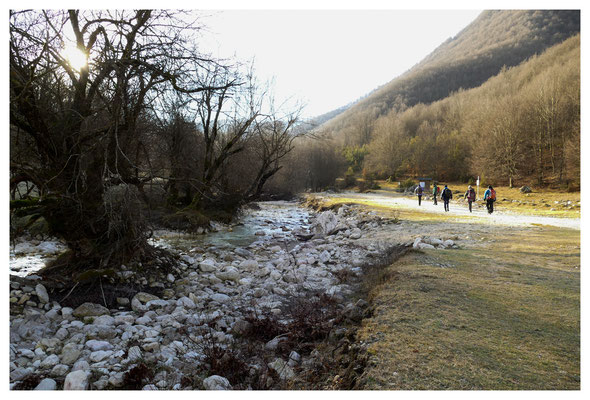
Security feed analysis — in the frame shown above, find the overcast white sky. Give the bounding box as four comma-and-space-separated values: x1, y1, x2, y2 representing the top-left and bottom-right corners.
197, 10, 482, 119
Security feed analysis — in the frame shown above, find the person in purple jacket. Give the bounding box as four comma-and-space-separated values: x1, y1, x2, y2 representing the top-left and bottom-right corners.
464, 185, 476, 212
414, 184, 424, 206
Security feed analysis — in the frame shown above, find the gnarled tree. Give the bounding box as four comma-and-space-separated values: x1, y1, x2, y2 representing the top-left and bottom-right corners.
10, 10, 231, 275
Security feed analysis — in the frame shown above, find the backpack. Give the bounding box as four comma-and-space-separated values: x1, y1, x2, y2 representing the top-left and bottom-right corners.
490, 189, 496, 201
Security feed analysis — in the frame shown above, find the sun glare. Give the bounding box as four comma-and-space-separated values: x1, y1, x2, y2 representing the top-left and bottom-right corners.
62, 44, 88, 71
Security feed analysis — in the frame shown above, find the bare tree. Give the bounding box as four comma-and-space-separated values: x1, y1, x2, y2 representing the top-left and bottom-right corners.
10, 10, 231, 274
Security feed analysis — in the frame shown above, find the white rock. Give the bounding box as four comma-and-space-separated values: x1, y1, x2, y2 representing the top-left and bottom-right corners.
170, 341, 186, 353
50, 364, 70, 377
413, 237, 423, 248
239, 259, 259, 271
40, 354, 60, 369
10, 367, 32, 381
418, 243, 435, 250
93, 377, 109, 390
270, 270, 282, 281
61, 307, 73, 317
34, 378, 57, 390
35, 284, 49, 303
210, 293, 230, 303
199, 259, 217, 272
85, 340, 113, 352
128, 346, 142, 361
349, 229, 362, 239
61, 343, 82, 365
64, 370, 89, 390
146, 299, 170, 309
268, 358, 296, 380
288, 351, 301, 366
55, 327, 69, 341
142, 384, 159, 390
273, 287, 287, 296
19, 349, 35, 359
72, 360, 90, 372
216, 267, 241, 282
90, 350, 113, 363
167, 273, 176, 283
177, 296, 196, 309
108, 372, 125, 388
429, 238, 444, 246
114, 314, 135, 325
311, 211, 339, 236
136, 315, 152, 325
203, 375, 232, 390
93, 315, 115, 326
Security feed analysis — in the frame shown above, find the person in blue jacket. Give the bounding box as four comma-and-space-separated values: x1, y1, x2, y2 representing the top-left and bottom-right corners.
483, 185, 496, 214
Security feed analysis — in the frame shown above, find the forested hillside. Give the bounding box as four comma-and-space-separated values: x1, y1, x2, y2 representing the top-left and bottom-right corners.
363, 34, 580, 187
280, 10, 580, 191
318, 10, 579, 147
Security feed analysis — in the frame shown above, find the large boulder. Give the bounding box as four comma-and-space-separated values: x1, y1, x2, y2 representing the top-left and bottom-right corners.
311, 211, 342, 236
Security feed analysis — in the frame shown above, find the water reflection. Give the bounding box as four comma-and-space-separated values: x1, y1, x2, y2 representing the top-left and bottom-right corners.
151, 201, 311, 251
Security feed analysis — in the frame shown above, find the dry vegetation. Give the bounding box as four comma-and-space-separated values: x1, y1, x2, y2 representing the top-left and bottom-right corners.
357, 220, 579, 389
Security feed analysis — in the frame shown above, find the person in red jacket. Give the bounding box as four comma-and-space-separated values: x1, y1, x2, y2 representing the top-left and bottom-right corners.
464, 185, 476, 213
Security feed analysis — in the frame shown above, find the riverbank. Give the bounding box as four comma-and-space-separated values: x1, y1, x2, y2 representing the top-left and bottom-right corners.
308, 191, 580, 389
9, 201, 402, 390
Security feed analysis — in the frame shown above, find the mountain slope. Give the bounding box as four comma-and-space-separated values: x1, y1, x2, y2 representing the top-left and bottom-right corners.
318, 10, 580, 139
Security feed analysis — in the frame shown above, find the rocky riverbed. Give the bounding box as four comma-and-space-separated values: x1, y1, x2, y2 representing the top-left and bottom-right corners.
9, 200, 424, 390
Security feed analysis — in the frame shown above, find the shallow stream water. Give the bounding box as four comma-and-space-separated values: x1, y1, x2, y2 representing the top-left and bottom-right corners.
10, 201, 311, 277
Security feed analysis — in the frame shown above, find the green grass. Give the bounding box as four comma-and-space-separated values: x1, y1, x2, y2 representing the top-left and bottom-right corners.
357, 221, 580, 389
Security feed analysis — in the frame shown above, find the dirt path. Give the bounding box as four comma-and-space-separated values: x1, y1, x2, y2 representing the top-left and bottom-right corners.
328, 191, 580, 230
311, 191, 580, 389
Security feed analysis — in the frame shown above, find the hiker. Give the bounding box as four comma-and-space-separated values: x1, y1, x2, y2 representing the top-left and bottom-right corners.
483, 185, 496, 214
414, 184, 423, 206
464, 185, 476, 213
440, 184, 452, 212
432, 182, 439, 205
